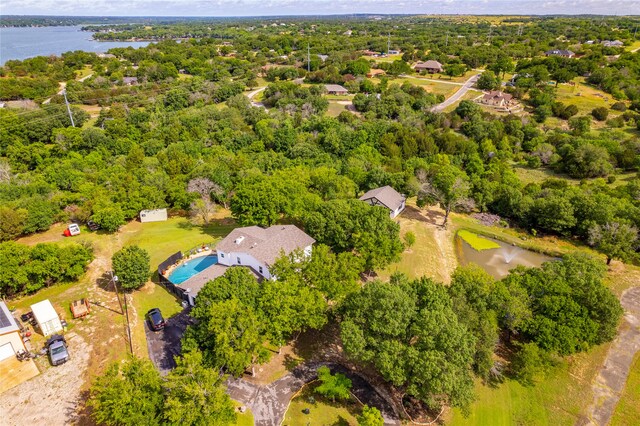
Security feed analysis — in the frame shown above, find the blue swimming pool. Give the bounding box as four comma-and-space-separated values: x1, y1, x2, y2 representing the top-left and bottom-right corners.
167, 255, 218, 284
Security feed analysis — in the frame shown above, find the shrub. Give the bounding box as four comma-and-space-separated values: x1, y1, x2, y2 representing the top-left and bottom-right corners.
92, 205, 125, 233
591, 107, 609, 121
404, 231, 416, 248
611, 101, 627, 112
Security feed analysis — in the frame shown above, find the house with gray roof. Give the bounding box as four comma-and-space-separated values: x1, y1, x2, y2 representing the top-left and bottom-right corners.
414, 60, 443, 74
359, 186, 406, 218
216, 225, 315, 279
325, 84, 348, 95
544, 49, 575, 58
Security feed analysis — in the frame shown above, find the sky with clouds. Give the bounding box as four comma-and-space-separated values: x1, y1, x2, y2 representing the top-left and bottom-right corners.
2, 0, 640, 17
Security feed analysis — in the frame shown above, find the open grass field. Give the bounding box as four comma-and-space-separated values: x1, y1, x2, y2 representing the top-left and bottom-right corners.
624, 40, 640, 52
555, 78, 622, 115
610, 352, 640, 425
377, 203, 457, 284
448, 344, 611, 426
397, 76, 460, 98
327, 100, 350, 117
360, 53, 403, 63
283, 382, 360, 426
74, 65, 93, 80
457, 230, 501, 250
513, 164, 638, 189
417, 69, 478, 83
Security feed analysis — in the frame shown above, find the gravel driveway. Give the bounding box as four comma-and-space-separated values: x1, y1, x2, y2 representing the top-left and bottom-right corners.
0, 332, 91, 426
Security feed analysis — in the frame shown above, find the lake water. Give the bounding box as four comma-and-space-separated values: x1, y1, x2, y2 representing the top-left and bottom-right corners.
0, 26, 151, 64
456, 235, 554, 279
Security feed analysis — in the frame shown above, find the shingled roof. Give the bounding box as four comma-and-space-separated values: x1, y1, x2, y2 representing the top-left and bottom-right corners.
216, 225, 315, 266
359, 186, 405, 212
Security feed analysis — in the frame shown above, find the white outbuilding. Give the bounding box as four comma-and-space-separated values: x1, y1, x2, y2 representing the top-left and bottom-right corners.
30, 300, 63, 337
140, 208, 168, 223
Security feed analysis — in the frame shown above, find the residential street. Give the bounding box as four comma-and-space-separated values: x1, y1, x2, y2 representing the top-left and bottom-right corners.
430, 73, 482, 112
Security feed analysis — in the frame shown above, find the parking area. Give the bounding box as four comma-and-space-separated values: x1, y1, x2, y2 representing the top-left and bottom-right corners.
144, 308, 192, 374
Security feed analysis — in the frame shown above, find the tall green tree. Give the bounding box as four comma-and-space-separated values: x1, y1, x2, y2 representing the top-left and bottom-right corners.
588, 222, 639, 265
163, 350, 237, 425
340, 276, 476, 414
89, 357, 164, 426
112, 245, 151, 290
315, 366, 352, 402
357, 405, 384, 426
417, 164, 473, 226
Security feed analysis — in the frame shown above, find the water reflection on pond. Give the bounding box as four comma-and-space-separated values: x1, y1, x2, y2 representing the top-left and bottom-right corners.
456, 235, 554, 279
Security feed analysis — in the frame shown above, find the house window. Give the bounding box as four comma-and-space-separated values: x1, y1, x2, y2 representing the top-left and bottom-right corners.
237, 257, 241, 265
220, 253, 224, 258
259, 266, 263, 274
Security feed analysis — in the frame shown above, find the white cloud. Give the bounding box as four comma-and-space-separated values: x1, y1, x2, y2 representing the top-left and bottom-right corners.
2, 0, 639, 16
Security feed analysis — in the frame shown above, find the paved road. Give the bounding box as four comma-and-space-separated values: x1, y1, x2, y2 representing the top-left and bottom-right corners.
227, 362, 401, 426
430, 73, 481, 112
584, 286, 640, 426
145, 308, 192, 375
246, 86, 266, 108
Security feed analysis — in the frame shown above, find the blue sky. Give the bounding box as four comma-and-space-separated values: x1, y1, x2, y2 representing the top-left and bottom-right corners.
2, 0, 640, 17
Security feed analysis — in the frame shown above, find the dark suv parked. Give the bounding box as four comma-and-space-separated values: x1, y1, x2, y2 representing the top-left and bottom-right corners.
146, 308, 165, 331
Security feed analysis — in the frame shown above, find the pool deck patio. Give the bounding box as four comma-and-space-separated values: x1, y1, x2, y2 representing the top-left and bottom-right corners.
179, 264, 262, 298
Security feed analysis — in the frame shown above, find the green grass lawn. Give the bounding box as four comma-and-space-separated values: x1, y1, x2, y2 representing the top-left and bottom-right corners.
283, 383, 361, 426
610, 352, 640, 425
398, 76, 460, 98
443, 89, 483, 113
624, 40, 640, 52
232, 401, 254, 426
555, 78, 623, 115
513, 164, 637, 189
448, 344, 610, 426
327, 101, 349, 117
75, 65, 93, 80
457, 230, 501, 251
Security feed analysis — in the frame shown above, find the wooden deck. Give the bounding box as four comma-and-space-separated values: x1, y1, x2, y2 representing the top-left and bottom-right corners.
0, 356, 40, 394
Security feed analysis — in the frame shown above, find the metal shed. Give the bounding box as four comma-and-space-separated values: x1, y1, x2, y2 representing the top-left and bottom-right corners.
30, 300, 63, 337
140, 208, 168, 223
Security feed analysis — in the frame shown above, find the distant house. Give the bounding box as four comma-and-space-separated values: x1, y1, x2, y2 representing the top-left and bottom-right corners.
414, 60, 443, 74
97, 53, 116, 59
602, 40, 624, 47
359, 186, 406, 219
362, 50, 380, 56
544, 49, 575, 58
388, 49, 400, 55
479, 90, 517, 108
122, 76, 138, 86
140, 209, 168, 223
366, 69, 386, 78
317, 54, 329, 62
325, 84, 349, 95
216, 225, 315, 279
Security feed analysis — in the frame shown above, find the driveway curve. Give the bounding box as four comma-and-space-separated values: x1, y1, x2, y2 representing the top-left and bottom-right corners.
226, 362, 401, 425
430, 73, 481, 112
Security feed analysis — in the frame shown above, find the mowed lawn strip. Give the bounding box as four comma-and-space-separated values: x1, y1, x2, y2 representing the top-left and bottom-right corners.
457, 230, 501, 251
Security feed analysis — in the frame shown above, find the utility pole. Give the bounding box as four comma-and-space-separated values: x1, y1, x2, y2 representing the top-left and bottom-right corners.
387, 32, 391, 55
111, 271, 133, 355
445, 31, 449, 47
307, 43, 310, 72
62, 89, 75, 127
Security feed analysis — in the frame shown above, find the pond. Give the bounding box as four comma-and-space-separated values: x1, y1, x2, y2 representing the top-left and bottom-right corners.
456, 233, 553, 279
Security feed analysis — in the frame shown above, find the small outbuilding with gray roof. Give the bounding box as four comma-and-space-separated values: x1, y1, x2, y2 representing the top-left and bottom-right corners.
216, 225, 315, 279
359, 186, 406, 218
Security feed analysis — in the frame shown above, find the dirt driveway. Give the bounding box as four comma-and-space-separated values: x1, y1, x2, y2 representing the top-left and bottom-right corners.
0, 332, 91, 426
